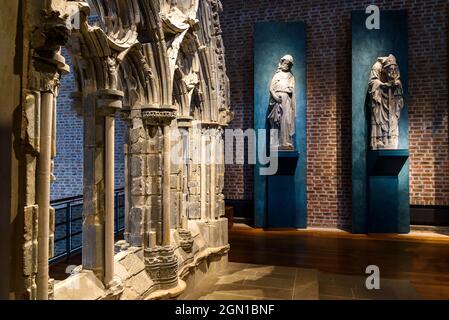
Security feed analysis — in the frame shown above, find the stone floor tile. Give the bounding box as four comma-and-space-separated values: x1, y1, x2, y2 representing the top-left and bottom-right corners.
243, 276, 295, 290
319, 285, 354, 298
211, 283, 293, 300
293, 283, 319, 300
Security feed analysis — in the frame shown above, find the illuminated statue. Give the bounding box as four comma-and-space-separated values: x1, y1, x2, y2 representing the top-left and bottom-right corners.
267, 55, 296, 150
368, 54, 404, 150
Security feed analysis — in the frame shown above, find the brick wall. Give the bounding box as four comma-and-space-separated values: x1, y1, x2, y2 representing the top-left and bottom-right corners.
51, 48, 126, 201
221, 0, 449, 228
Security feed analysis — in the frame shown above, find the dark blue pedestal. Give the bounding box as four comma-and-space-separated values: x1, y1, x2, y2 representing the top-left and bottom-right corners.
254, 22, 307, 229
367, 150, 410, 233
266, 151, 300, 228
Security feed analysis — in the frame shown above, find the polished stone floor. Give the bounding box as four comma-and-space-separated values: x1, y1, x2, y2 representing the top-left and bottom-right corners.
181, 262, 420, 300
50, 224, 449, 299
181, 262, 318, 300
318, 271, 420, 300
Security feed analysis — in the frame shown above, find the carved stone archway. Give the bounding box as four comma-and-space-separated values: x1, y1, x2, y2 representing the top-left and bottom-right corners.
10, 0, 233, 300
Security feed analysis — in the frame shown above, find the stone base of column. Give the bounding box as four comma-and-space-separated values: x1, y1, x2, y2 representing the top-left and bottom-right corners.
48, 279, 54, 300
53, 219, 229, 300
144, 245, 178, 290
82, 221, 106, 282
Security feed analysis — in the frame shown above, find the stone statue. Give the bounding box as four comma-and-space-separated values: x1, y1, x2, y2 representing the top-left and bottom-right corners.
368, 54, 404, 150
106, 56, 118, 89
268, 55, 296, 150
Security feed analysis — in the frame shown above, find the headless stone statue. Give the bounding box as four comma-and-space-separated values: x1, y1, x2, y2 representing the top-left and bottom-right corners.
368, 54, 404, 150
268, 55, 296, 150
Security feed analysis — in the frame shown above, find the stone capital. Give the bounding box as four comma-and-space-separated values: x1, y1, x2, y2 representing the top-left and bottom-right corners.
177, 116, 194, 128
29, 51, 69, 94
218, 107, 234, 127
96, 89, 124, 117
141, 106, 177, 127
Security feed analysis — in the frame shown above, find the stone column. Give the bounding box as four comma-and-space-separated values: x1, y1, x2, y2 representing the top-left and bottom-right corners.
82, 93, 104, 279
142, 107, 179, 290
162, 124, 171, 246
104, 113, 115, 285
30, 50, 69, 300
210, 127, 217, 220
217, 128, 226, 218
125, 110, 149, 247
177, 116, 193, 229
36, 91, 54, 300
141, 107, 177, 245
122, 113, 131, 244
82, 89, 122, 284
187, 122, 201, 220
200, 127, 208, 221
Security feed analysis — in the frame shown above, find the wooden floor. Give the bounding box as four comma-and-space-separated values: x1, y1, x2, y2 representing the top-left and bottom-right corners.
50, 224, 449, 299
228, 225, 449, 300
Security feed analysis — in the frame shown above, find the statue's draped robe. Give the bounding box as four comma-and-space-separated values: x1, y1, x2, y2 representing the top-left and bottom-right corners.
268, 70, 296, 149
368, 60, 404, 149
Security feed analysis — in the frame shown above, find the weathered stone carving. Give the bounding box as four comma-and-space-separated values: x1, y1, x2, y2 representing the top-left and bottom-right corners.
13, 0, 232, 300
144, 246, 179, 289
178, 229, 194, 252
268, 55, 296, 150
19, 1, 72, 300
142, 108, 178, 126
368, 54, 404, 150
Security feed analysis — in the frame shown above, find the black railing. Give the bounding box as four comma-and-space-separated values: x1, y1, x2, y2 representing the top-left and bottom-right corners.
49, 188, 125, 263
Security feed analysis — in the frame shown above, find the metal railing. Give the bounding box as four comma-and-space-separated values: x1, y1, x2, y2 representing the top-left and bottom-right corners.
49, 188, 125, 263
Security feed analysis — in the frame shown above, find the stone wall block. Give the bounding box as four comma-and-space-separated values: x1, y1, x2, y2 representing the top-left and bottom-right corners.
146, 176, 161, 195
147, 154, 162, 175
131, 177, 145, 196
131, 195, 145, 207
129, 128, 142, 144
23, 205, 38, 276
130, 139, 145, 154
170, 174, 181, 190
146, 196, 161, 211
131, 155, 145, 177
129, 206, 145, 243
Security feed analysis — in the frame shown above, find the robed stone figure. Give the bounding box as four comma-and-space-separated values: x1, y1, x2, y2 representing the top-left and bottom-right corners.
268, 55, 296, 150
368, 54, 404, 150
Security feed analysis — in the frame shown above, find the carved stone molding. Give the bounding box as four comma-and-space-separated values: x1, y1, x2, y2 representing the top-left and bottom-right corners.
219, 107, 234, 127
201, 121, 221, 129
29, 61, 62, 95
96, 89, 124, 117
144, 245, 178, 289
31, 9, 71, 52
142, 106, 177, 126
178, 229, 194, 253
177, 116, 194, 128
